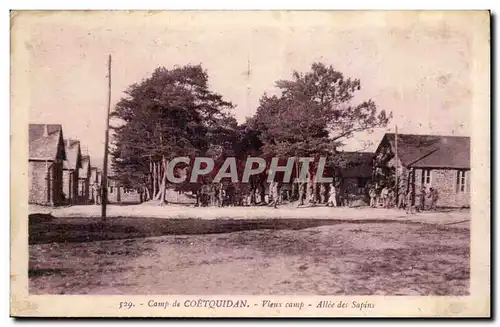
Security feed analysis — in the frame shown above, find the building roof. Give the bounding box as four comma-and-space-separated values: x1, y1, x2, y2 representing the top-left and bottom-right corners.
336, 152, 374, 178
383, 133, 470, 169
63, 139, 82, 170
78, 155, 91, 178
29, 124, 66, 161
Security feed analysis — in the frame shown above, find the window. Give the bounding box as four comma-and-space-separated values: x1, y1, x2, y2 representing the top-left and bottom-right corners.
421, 169, 432, 185
456, 170, 467, 192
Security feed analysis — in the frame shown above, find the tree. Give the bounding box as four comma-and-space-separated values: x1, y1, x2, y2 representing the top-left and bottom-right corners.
110, 64, 235, 203
249, 62, 391, 204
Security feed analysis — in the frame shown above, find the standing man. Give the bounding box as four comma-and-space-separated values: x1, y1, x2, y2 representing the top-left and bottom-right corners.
405, 189, 415, 214
387, 187, 395, 208
92, 182, 101, 205
218, 183, 225, 207
210, 185, 216, 206
406, 168, 415, 212
138, 188, 144, 203
226, 183, 235, 206
380, 186, 389, 208
327, 183, 337, 207
369, 185, 377, 208
268, 180, 276, 206
319, 183, 327, 204
339, 186, 346, 207
418, 186, 427, 212
281, 187, 289, 203
201, 183, 211, 207
398, 183, 406, 209
429, 187, 439, 210
214, 184, 220, 207
298, 181, 306, 206
268, 181, 280, 208
307, 177, 315, 204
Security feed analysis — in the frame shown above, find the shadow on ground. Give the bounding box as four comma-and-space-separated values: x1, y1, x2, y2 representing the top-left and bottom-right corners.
28, 213, 462, 245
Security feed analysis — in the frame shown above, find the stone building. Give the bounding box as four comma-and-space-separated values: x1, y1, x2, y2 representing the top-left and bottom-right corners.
62, 139, 82, 205
77, 155, 91, 204
336, 152, 374, 203
373, 133, 470, 208
29, 124, 67, 206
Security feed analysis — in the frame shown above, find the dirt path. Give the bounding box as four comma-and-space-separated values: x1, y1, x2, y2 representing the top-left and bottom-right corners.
30, 204, 470, 226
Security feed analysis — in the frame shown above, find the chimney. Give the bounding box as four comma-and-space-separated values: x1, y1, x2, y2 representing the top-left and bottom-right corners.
43, 124, 49, 137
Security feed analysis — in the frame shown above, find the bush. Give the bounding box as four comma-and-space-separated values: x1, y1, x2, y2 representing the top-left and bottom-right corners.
29, 213, 54, 223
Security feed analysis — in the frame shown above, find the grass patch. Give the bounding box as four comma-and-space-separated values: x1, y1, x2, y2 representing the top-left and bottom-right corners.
29, 215, 427, 244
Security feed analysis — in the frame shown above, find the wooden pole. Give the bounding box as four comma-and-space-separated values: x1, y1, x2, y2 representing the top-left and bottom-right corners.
395, 125, 399, 203
101, 55, 112, 220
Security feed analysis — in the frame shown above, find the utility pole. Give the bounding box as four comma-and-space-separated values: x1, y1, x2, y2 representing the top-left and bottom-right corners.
101, 55, 112, 220
395, 125, 399, 204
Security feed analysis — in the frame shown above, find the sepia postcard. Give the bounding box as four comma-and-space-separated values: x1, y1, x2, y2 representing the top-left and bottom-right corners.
10, 10, 490, 317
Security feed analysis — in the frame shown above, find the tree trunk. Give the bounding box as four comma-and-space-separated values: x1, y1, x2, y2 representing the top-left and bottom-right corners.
291, 182, 298, 201
259, 178, 266, 204
311, 173, 318, 204
305, 171, 314, 204
154, 176, 164, 200
154, 157, 168, 204
249, 182, 256, 205
152, 161, 157, 198
267, 181, 273, 204
153, 161, 162, 201
156, 161, 161, 197
293, 156, 299, 201
148, 159, 153, 201
161, 158, 168, 204
161, 184, 167, 204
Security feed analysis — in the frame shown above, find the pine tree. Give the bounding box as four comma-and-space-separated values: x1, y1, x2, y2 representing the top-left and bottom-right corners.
110, 64, 235, 203
249, 62, 391, 204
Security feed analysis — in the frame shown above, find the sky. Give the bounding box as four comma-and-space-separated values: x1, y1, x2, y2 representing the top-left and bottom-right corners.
23, 11, 475, 161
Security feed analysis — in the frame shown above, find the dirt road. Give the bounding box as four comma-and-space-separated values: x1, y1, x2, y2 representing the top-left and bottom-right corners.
29, 219, 469, 295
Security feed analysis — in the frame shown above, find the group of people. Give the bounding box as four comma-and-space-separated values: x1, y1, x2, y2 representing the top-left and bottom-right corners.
267, 181, 345, 208
273, 182, 340, 208
368, 183, 439, 214
197, 181, 377, 209
198, 183, 237, 207
405, 185, 440, 214
369, 186, 396, 208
